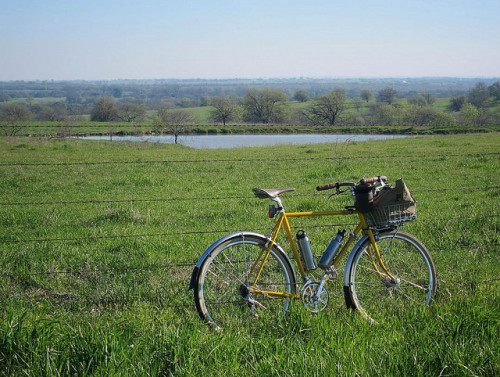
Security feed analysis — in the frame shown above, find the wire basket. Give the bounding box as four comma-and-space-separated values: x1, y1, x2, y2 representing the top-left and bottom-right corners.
366, 202, 417, 228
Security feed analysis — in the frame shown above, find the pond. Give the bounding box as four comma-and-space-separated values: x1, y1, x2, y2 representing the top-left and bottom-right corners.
77, 134, 410, 149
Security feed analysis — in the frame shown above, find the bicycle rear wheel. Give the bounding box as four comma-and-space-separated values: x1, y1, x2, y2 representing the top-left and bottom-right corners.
347, 230, 437, 322
194, 233, 296, 330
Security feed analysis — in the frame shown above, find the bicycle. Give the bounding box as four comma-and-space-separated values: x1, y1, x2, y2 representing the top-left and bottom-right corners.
190, 176, 437, 330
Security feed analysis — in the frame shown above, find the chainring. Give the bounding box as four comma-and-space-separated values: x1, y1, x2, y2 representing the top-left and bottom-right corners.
301, 281, 329, 313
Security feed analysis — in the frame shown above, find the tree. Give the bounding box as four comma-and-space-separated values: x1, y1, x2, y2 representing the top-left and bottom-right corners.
0, 102, 33, 135
427, 111, 457, 128
0, 94, 11, 103
112, 87, 123, 98
209, 97, 239, 125
447, 95, 467, 112
377, 86, 398, 104
90, 97, 118, 122
369, 104, 402, 126
117, 102, 146, 122
403, 105, 436, 126
153, 109, 194, 144
64, 87, 83, 104
341, 113, 365, 126
488, 81, 500, 102
468, 82, 489, 108
360, 89, 373, 103
407, 96, 426, 107
293, 90, 309, 102
301, 89, 347, 126
460, 103, 480, 125
352, 97, 364, 112
242, 89, 288, 123
421, 91, 436, 105
0, 102, 33, 122
38, 106, 67, 121
199, 96, 210, 107
408, 92, 435, 107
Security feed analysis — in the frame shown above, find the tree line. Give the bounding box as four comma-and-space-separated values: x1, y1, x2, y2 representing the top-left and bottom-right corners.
2, 77, 499, 113
1, 82, 499, 136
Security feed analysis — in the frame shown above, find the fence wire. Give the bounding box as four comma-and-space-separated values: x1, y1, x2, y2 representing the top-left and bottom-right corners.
1, 240, 497, 279
1, 214, 497, 244
1, 152, 498, 167
0, 186, 498, 207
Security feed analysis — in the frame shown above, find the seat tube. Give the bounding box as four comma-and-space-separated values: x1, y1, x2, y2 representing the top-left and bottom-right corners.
251, 213, 284, 286
282, 214, 307, 277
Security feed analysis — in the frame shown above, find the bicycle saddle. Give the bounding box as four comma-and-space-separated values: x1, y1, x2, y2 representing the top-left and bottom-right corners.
252, 187, 296, 199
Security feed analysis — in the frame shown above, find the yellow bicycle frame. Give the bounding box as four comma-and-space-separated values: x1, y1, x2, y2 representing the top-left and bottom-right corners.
248, 208, 397, 299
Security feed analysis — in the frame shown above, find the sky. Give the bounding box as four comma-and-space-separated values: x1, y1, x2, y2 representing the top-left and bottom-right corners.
1, 0, 499, 80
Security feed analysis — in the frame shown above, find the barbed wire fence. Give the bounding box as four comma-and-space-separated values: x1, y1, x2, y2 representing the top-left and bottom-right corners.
1, 152, 498, 167
0, 186, 498, 207
1, 152, 498, 309
1, 214, 497, 276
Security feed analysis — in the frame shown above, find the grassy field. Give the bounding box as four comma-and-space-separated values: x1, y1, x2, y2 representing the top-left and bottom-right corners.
3, 120, 499, 140
0, 134, 498, 376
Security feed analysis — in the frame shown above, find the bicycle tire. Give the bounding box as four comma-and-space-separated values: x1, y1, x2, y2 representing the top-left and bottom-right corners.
194, 233, 296, 330
346, 230, 437, 322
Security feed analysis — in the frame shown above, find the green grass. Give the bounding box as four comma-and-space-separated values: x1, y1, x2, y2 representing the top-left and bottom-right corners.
432, 97, 450, 110
0, 134, 499, 376
3, 120, 499, 139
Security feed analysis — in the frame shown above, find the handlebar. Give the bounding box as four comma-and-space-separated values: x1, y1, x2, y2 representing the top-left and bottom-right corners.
316, 182, 355, 191
316, 176, 387, 192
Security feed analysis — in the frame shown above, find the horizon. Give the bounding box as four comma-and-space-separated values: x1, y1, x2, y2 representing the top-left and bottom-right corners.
1, 76, 499, 83
1, 0, 499, 81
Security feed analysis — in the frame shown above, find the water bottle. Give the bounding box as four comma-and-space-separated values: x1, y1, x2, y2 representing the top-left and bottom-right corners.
318, 230, 345, 269
296, 230, 316, 271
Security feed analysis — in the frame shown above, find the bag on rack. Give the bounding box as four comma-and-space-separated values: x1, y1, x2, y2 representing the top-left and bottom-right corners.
366, 178, 417, 227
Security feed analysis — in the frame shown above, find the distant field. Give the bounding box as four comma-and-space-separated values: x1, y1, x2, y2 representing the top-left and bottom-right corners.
6, 97, 67, 105
431, 97, 451, 110
0, 133, 498, 375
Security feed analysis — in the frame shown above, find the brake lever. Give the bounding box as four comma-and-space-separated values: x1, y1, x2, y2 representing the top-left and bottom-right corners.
327, 188, 348, 200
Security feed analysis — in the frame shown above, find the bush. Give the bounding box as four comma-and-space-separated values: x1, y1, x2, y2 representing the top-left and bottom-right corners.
403, 105, 436, 126
428, 112, 457, 128
341, 113, 366, 126
90, 97, 118, 122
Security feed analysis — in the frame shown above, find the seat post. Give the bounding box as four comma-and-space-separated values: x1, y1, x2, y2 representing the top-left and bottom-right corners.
271, 196, 284, 213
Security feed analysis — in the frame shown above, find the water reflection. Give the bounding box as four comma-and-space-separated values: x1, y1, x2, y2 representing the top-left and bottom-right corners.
78, 134, 410, 149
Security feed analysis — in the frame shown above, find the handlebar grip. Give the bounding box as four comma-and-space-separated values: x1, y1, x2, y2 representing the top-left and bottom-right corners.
316, 183, 336, 191
361, 176, 387, 185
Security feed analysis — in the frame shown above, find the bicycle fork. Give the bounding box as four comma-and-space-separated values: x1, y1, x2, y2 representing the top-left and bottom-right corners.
365, 228, 400, 283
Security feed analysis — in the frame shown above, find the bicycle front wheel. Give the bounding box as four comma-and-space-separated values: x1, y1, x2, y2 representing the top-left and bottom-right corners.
347, 230, 437, 322
194, 233, 296, 330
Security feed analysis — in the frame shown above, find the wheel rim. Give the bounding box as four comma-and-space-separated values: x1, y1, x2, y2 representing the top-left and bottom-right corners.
350, 233, 435, 322
198, 237, 294, 329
